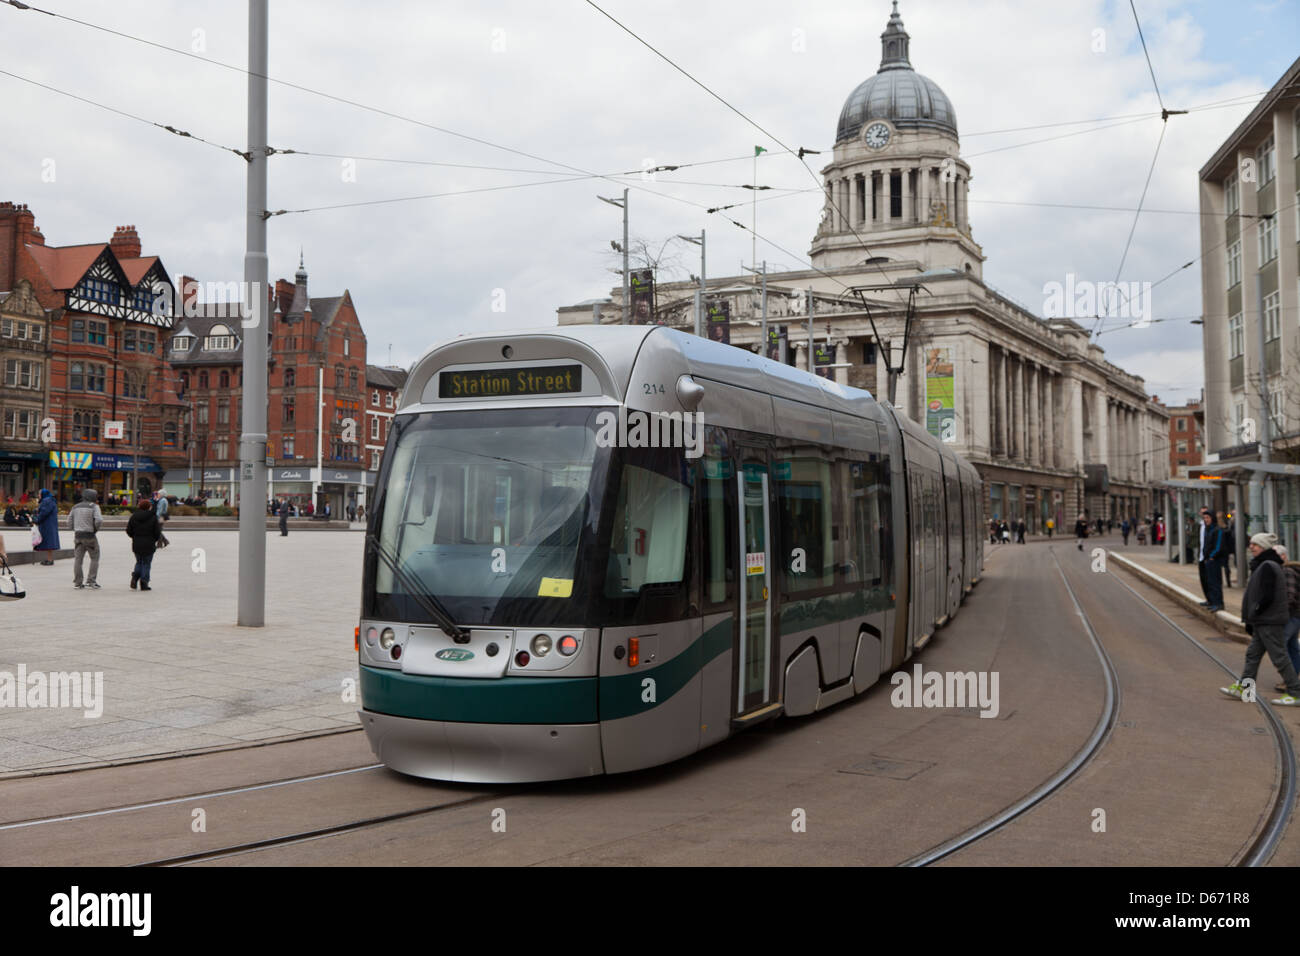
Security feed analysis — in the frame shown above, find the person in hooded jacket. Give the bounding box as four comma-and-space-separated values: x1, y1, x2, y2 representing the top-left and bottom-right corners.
1221, 532, 1300, 706
33, 488, 60, 565
125, 499, 163, 591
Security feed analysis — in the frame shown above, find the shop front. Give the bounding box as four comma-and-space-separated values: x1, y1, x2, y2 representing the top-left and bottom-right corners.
320, 466, 365, 521
48, 451, 161, 504
270, 466, 313, 515
0, 449, 45, 501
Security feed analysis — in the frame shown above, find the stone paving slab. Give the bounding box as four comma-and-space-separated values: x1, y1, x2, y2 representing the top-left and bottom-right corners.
0, 529, 363, 775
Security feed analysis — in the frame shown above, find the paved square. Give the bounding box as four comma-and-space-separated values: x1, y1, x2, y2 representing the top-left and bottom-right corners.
0, 529, 363, 774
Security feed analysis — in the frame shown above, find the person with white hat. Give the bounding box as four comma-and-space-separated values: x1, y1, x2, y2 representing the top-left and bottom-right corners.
1222, 532, 1300, 705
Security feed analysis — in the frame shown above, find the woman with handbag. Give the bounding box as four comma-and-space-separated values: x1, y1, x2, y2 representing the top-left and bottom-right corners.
125, 498, 163, 591
33, 488, 59, 565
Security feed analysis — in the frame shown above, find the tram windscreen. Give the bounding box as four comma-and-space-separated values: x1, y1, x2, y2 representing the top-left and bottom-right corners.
367, 407, 609, 625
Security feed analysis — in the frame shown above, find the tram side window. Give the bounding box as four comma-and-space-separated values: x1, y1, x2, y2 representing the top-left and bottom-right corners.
841, 460, 884, 586
606, 452, 690, 597
701, 458, 736, 606
776, 454, 835, 594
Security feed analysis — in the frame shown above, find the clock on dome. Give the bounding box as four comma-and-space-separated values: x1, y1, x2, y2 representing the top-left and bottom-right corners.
864, 122, 891, 149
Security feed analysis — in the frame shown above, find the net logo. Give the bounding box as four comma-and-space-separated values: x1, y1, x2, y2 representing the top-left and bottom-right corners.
435, 648, 475, 662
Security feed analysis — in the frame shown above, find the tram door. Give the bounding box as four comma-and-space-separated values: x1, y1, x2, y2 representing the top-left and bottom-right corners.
736, 457, 775, 717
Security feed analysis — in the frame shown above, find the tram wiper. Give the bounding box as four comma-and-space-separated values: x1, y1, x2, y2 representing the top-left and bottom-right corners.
366, 533, 470, 642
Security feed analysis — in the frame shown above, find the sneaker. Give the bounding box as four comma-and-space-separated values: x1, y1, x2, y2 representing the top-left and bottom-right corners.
1271, 695, 1300, 706
73, 583, 84, 589
1220, 683, 1247, 700
87, 582, 100, 589
1199, 601, 1212, 607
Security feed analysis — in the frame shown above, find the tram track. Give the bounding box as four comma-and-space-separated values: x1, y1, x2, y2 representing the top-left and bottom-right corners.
1104, 565, 1296, 866
901, 546, 1122, 865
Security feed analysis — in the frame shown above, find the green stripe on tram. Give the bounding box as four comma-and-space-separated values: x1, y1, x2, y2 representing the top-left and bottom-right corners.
360, 666, 599, 724
597, 616, 734, 721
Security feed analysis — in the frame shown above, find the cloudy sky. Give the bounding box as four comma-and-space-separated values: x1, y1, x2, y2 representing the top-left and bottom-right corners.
2, 0, 1297, 403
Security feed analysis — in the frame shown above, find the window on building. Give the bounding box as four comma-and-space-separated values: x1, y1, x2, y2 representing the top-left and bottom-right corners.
344, 335, 350, 357
1234, 402, 1246, 442
163, 420, 178, 446
171, 335, 193, 352
205, 325, 236, 350
197, 403, 209, 426
372, 389, 379, 406
79, 278, 119, 304
385, 393, 393, 408
124, 328, 136, 351
138, 329, 155, 353
1229, 314, 1244, 359
283, 397, 295, 423
198, 370, 209, 389
2, 409, 37, 440
87, 320, 107, 345
335, 365, 345, 389
1176, 417, 1186, 431
132, 287, 155, 313
122, 370, 146, 399
70, 361, 84, 390
1265, 292, 1281, 342
213, 438, 228, 459
349, 368, 358, 390
371, 449, 380, 470
73, 410, 101, 443
1227, 241, 1241, 287
1177, 440, 1188, 453
1258, 214, 1278, 265
30, 322, 42, 343
284, 367, 295, 387
218, 369, 230, 388
1270, 387, 1285, 435
1, 318, 11, 337
71, 319, 85, 343
370, 416, 379, 440
217, 402, 229, 425
1257, 135, 1275, 187
180, 371, 190, 392
1225, 172, 1239, 215
4, 359, 40, 390
283, 435, 295, 457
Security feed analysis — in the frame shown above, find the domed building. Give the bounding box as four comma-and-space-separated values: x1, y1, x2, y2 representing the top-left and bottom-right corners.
810, 0, 983, 276
559, 3, 1171, 531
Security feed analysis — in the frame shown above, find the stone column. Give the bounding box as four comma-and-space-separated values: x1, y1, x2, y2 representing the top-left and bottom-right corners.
1027, 364, 1039, 465
1002, 351, 1012, 456
901, 167, 912, 224
918, 166, 929, 226
1066, 376, 1084, 475
882, 168, 893, 223
1095, 389, 1109, 469
854, 175, 864, 228
834, 340, 849, 386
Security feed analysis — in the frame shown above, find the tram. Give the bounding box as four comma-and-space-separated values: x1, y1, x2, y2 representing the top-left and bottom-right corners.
357, 324, 983, 782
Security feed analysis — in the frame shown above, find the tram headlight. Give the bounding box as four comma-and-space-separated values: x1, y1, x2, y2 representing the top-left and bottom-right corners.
379, 627, 396, 650
558, 635, 579, 656
531, 634, 553, 657
365, 627, 378, 647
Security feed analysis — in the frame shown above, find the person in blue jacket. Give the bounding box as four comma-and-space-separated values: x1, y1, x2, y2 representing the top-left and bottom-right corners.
33, 488, 60, 565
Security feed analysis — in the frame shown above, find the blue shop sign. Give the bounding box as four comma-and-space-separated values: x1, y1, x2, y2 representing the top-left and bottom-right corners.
91, 454, 160, 472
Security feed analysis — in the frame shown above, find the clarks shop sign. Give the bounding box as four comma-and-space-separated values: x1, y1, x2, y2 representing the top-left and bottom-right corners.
274, 469, 309, 481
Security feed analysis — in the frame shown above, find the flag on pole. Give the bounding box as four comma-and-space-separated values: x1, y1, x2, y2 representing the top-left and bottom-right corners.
754, 146, 768, 156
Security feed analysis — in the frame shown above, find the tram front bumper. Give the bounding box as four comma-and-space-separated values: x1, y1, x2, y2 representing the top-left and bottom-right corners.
359, 710, 604, 784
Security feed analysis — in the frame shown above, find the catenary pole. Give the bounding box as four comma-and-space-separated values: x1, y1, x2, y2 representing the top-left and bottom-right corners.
237, 0, 269, 627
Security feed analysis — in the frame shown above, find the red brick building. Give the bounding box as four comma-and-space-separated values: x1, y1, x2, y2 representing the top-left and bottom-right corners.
165, 257, 369, 516
364, 365, 407, 476
1168, 400, 1204, 477
0, 202, 184, 501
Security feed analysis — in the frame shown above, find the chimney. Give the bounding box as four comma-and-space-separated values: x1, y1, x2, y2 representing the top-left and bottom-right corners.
0, 202, 38, 290
275, 279, 294, 317
179, 275, 201, 313
110, 224, 142, 259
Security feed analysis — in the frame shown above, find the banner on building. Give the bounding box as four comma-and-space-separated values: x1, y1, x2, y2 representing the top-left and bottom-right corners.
629, 269, 655, 325
103, 421, 124, 440
813, 344, 834, 378
766, 325, 788, 364
705, 299, 730, 344
925, 347, 956, 442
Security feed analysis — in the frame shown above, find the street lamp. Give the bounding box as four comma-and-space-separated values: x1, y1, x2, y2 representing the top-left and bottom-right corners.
678, 231, 705, 336
598, 190, 629, 324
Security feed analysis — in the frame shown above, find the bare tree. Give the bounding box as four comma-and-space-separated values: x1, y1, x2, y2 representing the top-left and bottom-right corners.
605, 235, 691, 283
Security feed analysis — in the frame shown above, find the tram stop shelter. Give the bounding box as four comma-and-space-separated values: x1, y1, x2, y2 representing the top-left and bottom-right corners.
1183, 461, 1300, 579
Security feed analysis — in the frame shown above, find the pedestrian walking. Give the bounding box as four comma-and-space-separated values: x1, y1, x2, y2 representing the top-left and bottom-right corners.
1274, 545, 1300, 693
1197, 509, 1226, 612
1136, 521, 1147, 545
125, 499, 163, 591
32, 488, 59, 565
1016, 519, 1026, 544
279, 500, 289, 537
1121, 518, 1130, 545
356, 504, 365, 522
1046, 518, 1054, 538
156, 491, 169, 523
1221, 533, 1300, 705
68, 488, 103, 589
1219, 512, 1234, 587
1074, 516, 1089, 551
1000, 521, 1010, 544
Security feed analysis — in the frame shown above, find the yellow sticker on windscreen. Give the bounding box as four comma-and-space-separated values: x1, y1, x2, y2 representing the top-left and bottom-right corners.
538, 577, 574, 598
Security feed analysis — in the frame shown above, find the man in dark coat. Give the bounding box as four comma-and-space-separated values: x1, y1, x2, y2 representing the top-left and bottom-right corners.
279, 499, 289, 536
1221, 532, 1300, 705
125, 499, 163, 591
33, 488, 60, 565
1074, 516, 1089, 552
1197, 509, 1226, 612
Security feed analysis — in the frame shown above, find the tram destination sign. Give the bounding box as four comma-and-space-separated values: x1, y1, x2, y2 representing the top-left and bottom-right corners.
439, 364, 582, 399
